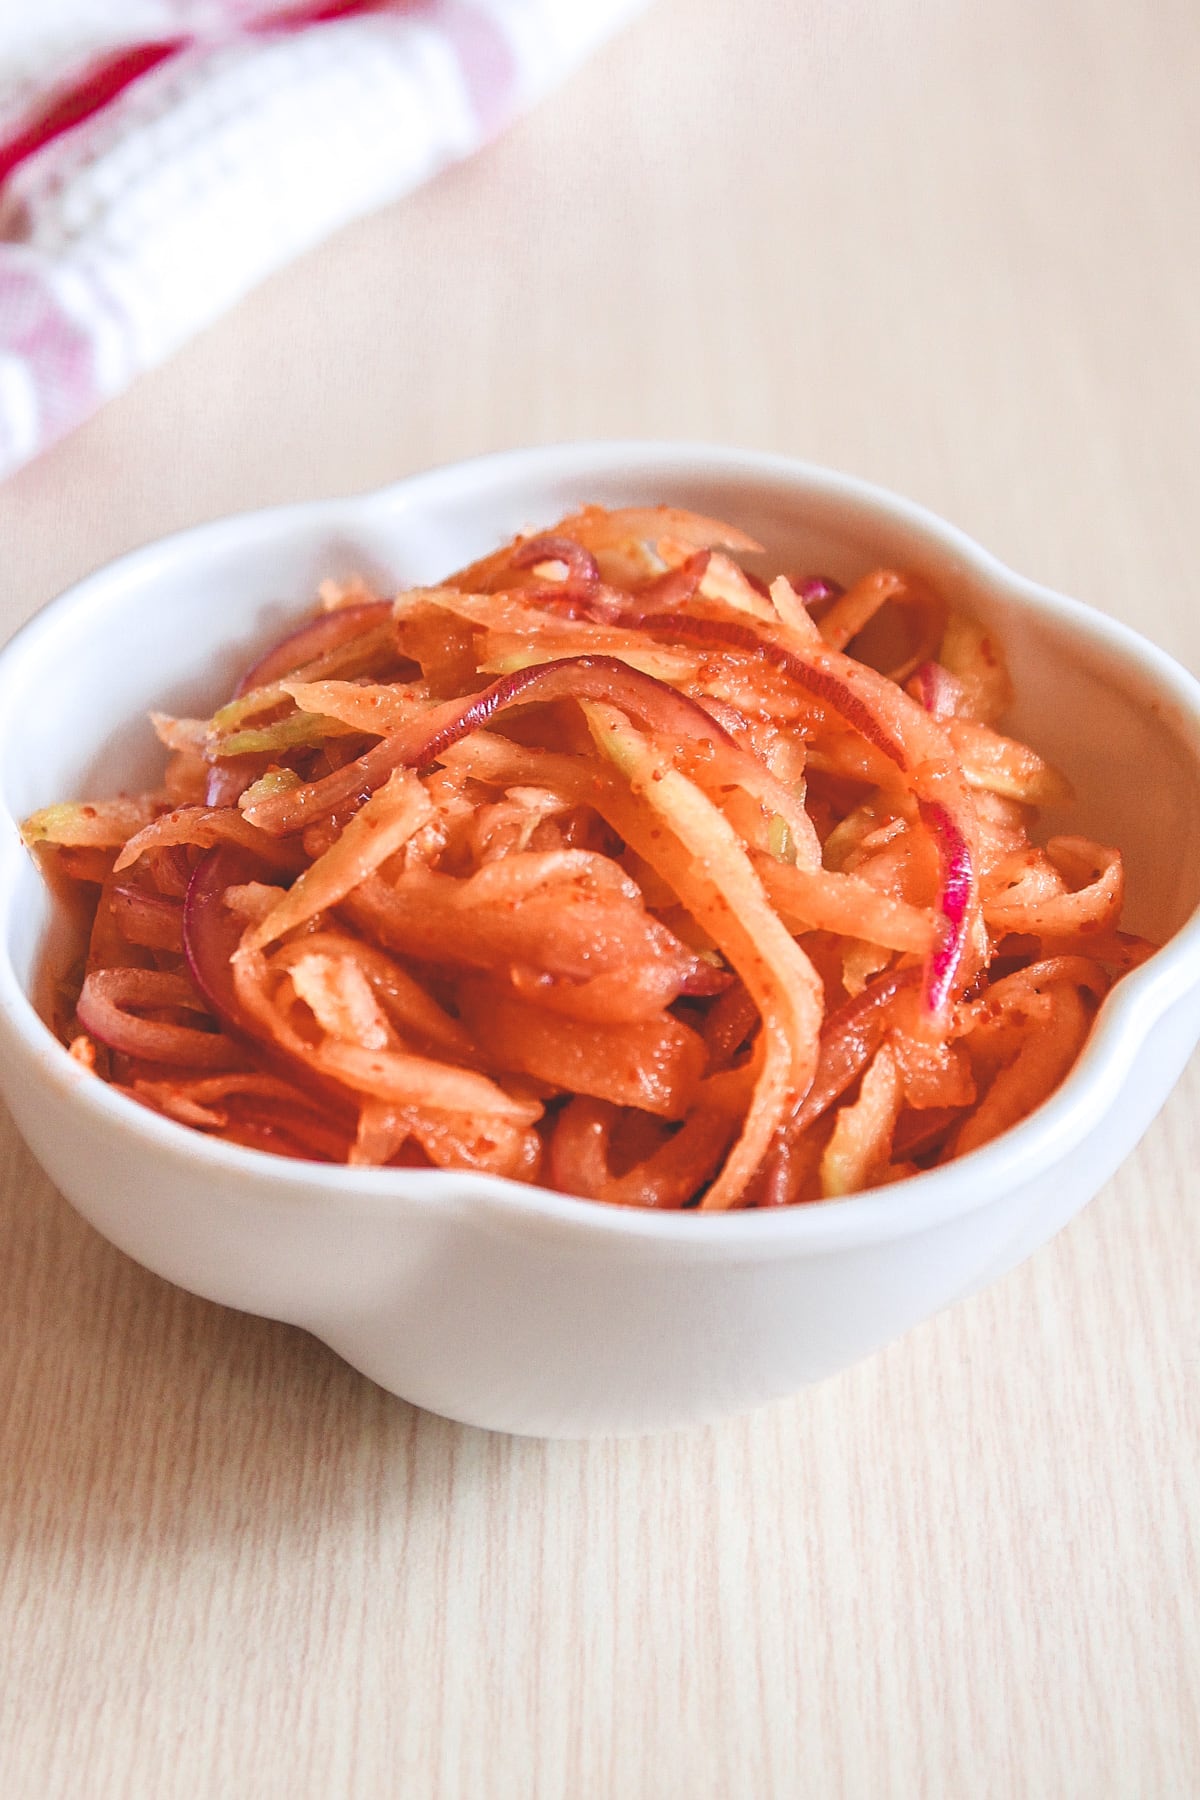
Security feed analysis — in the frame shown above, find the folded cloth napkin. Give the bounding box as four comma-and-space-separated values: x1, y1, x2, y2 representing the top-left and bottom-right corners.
0, 0, 645, 482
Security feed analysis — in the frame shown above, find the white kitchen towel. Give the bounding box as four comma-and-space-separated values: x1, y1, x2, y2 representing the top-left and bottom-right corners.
0, 0, 645, 481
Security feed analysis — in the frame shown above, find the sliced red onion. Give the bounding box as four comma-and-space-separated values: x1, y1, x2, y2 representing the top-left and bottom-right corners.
794, 576, 844, 606
525, 591, 628, 625
242, 654, 744, 836
509, 534, 601, 590
183, 847, 275, 1043
77, 967, 233, 1068
521, 550, 712, 630
408, 652, 731, 776
917, 797, 974, 1017
205, 754, 263, 809
635, 613, 907, 768
507, 536, 631, 622
911, 660, 963, 721
573, 551, 713, 623
507, 546, 710, 625
182, 846, 357, 1116
210, 602, 395, 805
632, 550, 711, 613
235, 600, 394, 696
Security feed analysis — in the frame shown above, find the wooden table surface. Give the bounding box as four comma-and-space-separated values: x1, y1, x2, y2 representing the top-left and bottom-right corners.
1, 2, 1197, 1794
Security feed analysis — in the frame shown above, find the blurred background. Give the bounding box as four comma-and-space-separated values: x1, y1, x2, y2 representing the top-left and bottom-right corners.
3, 0, 1197, 662
0, 3, 1197, 1797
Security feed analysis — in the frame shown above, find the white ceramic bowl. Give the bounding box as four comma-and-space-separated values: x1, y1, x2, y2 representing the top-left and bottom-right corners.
2, 444, 1199, 1438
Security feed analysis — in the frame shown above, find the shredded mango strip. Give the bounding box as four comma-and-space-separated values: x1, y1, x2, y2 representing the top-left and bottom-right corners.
820, 1043, 904, 1197
113, 805, 303, 875
583, 702, 823, 1209
24, 505, 1152, 1202
245, 769, 432, 950
24, 795, 163, 848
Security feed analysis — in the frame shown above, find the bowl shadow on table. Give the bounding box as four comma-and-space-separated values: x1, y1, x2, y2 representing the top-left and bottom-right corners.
0, 1124, 536, 1563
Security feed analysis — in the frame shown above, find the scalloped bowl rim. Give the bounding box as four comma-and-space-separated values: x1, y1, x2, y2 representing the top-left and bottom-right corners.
1, 440, 1198, 1258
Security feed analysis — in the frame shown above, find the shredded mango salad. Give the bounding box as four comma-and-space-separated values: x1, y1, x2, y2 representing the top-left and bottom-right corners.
23, 506, 1153, 1207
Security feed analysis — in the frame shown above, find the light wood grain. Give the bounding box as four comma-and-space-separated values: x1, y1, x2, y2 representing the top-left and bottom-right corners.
0, 2, 1197, 1795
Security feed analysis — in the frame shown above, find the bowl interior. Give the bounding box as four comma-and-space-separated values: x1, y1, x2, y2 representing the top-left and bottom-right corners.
3, 448, 1199, 1013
